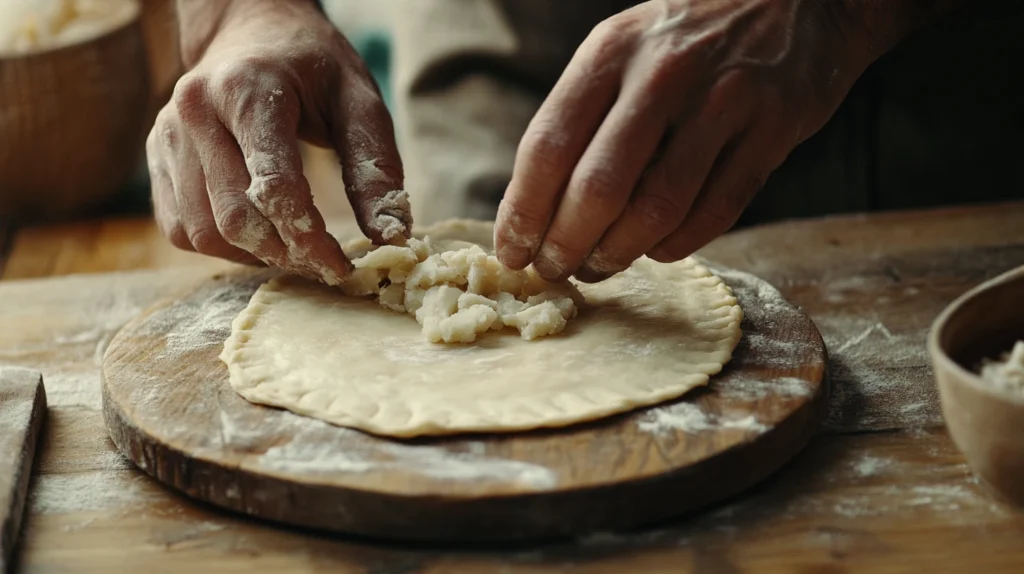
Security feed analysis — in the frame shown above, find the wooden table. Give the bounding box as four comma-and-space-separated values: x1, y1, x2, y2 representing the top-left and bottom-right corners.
3, 201, 1023, 573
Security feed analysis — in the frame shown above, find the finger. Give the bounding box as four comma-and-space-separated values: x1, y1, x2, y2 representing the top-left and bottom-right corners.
146, 125, 191, 251
647, 133, 771, 263
531, 93, 668, 282
173, 74, 292, 270
576, 95, 751, 283
331, 68, 411, 245
164, 111, 264, 265
208, 68, 352, 285
494, 20, 628, 270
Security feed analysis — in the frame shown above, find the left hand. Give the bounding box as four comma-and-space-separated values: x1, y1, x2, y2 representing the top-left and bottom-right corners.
493, 0, 872, 282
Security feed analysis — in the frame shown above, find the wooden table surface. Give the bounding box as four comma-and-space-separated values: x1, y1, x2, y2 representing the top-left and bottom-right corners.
2, 201, 1024, 573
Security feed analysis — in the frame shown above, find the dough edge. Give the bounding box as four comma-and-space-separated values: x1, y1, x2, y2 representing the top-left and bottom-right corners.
221, 220, 744, 437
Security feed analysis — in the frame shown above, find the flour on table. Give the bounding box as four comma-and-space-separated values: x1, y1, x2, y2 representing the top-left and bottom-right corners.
221, 220, 743, 437
978, 340, 1024, 393
338, 233, 581, 343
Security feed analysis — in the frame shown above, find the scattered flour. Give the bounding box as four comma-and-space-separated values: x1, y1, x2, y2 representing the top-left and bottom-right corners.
135, 277, 256, 361
851, 455, 894, 478
38, 368, 102, 410
259, 437, 558, 489
30, 471, 159, 514
815, 313, 937, 431
638, 402, 771, 435
715, 375, 813, 400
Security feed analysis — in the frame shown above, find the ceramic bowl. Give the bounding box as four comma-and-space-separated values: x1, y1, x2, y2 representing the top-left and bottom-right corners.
930, 264, 1024, 504
0, 0, 148, 219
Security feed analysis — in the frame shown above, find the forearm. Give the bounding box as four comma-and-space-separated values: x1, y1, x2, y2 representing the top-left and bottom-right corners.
176, 0, 321, 68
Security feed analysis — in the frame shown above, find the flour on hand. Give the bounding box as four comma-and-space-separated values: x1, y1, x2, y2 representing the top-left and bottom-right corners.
337, 235, 582, 343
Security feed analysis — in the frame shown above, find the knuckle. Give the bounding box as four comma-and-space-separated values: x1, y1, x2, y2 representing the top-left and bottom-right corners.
571, 168, 626, 213
150, 107, 181, 152
588, 13, 635, 59
291, 46, 336, 74
165, 221, 192, 250
209, 57, 284, 117
246, 173, 305, 216
577, 13, 641, 77
171, 73, 209, 123
214, 204, 251, 243
643, 51, 684, 94
211, 58, 264, 94
187, 225, 226, 255
517, 127, 571, 178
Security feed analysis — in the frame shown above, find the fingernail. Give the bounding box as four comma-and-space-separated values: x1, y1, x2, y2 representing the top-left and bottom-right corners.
575, 265, 613, 284
496, 244, 530, 269
533, 250, 565, 282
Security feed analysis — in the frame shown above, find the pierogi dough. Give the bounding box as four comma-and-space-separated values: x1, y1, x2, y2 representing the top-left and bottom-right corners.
221, 220, 744, 437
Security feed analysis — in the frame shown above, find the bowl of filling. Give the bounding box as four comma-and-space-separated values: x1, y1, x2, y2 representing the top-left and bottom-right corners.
930, 263, 1024, 504
0, 0, 148, 219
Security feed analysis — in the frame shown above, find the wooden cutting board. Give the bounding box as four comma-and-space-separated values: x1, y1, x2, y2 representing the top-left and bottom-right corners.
100, 261, 828, 541
0, 368, 46, 572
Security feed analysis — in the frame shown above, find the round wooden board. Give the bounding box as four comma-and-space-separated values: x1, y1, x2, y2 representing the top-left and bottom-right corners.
101, 261, 828, 541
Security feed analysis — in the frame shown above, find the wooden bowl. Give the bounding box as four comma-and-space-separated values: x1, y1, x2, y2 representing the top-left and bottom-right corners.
0, 0, 148, 220
929, 264, 1024, 504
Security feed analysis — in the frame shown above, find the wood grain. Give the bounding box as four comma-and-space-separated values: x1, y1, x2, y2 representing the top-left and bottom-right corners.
3, 201, 1023, 571
100, 262, 827, 541
0, 368, 46, 573
17, 428, 1024, 574
0, 6, 149, 219
703, 201, 1024, 433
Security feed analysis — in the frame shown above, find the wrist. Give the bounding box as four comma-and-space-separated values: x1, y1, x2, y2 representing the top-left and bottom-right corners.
176, 0, 323, 68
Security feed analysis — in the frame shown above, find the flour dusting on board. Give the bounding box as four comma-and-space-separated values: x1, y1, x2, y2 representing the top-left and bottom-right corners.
212, 407, 559, 489
137, 278, 257, 360
638, 401, 771, 434
259, 438, 558, 488
116, 275, 563, 490
713, 266, 792, 323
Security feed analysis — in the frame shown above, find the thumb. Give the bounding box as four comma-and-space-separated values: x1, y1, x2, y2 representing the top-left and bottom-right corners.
331, 70, 412, 245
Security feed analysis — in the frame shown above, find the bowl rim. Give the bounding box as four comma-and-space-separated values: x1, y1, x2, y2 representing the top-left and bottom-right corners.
928, 263, 1024, 404
0, 0, 141, 61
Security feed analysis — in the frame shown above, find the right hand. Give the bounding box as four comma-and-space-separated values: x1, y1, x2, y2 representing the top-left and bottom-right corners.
147, 0, 411, 285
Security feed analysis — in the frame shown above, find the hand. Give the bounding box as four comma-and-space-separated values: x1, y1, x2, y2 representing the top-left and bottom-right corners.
148, 0, 410, 285
494, 0, 870, 282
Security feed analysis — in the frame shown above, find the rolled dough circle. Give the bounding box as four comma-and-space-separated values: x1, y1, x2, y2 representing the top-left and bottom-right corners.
221, 220, 743, 437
